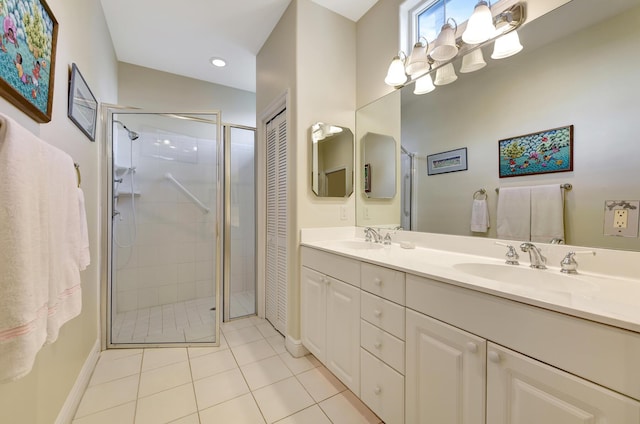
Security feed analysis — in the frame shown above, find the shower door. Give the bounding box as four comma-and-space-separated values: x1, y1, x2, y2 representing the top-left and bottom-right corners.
105, 108, 222, 346
223, 125, 256, 321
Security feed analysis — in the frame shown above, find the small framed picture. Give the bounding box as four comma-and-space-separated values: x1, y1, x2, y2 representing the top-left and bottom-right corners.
68, 63, 97, 141
427, 147, 468, 175
498, 125, 573, 178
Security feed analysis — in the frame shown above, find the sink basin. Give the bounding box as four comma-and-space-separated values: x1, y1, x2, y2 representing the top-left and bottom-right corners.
335, 240, 385, 250
453, 263, 597, 294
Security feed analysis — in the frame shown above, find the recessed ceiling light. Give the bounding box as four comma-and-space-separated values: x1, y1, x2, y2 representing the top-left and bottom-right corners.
210, 57, 226, 67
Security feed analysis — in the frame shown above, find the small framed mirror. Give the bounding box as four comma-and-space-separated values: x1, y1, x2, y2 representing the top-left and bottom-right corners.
311, 122, 354, 197
362, 132, 397, 199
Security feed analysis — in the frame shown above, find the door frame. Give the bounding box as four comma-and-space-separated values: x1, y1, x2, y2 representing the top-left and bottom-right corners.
101, 105, 223, 348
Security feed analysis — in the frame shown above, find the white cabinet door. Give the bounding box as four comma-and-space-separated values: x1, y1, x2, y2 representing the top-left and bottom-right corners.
326, 277, 361, 395
300, 266, 327, 362
406, 309, 486, 424
487, 343, 640, 424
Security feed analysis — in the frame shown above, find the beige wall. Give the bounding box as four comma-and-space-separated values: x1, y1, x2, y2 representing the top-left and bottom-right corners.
118, 62, 256, 126
257, 0, 356, 340
0, 0, 118, 422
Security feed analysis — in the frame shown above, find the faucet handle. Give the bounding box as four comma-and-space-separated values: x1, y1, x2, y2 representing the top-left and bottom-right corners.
496, 242, 519, 265
560, 250, 596, 274
383, 232, 392, 245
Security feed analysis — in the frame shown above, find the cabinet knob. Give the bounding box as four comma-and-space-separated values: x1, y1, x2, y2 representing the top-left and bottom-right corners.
374, 386, 382, 395
466, 342, 478, 353
488, 351, 501, 363
374, 277, 382, 286
373, 309, 383, 318
374, 341, 382, 349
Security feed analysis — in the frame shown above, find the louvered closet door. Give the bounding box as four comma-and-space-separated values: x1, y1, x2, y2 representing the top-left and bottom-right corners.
265, 110, 287, 335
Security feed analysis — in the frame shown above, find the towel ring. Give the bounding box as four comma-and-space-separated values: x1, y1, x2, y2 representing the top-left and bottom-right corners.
473, 188, 487, 200
74, 163, 81, 188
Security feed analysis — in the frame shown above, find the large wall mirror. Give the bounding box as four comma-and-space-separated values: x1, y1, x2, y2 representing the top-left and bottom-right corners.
356, 0, 640, 251
311, 122, 354, 197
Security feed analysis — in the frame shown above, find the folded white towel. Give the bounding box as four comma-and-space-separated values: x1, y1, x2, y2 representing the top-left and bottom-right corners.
531, 184, 564, 243
0, 113, 51, 382
44, 144, 83, 344
497, 187, 531, 241
0, 113, 84, 381
471, 199, 490, 233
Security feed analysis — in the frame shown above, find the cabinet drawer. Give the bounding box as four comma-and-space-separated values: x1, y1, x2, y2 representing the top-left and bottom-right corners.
360, 349, 404, 424
361, 291, 405, 340
361, 262, 405, 305
361, 319, 405, 374
301, 247, 360, 287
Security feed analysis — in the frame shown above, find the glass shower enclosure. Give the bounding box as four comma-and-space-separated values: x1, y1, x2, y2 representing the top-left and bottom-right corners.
104, 108, 222, 346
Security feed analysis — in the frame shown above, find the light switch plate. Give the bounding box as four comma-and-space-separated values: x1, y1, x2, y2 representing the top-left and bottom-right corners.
604, 200, 639, 237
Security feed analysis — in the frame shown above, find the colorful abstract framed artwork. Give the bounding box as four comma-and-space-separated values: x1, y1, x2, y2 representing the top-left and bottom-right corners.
499, 125, 574, 178
0, 0, 58, 123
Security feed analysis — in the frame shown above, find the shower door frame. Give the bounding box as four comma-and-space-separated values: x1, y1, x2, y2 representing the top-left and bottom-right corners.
101, 105, 223, 348
222, 124, 258, 322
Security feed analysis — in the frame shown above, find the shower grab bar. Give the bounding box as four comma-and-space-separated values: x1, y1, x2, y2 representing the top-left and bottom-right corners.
164, 173, 210, 214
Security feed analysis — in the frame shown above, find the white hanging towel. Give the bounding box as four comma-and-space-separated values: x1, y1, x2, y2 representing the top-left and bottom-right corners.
470, 198, 490, 233
496, 187, 531, 241
531, 184, 564, 243
0, 113, 84, 382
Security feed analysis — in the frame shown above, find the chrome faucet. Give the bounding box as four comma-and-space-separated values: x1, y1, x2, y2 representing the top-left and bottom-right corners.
364, 227, 382, 243
560, 250, 596, 274
520, 242, 547, 269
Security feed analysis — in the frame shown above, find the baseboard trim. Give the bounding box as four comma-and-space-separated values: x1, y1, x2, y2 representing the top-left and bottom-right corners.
285, 335, 309, 358
56, 338, 100, 424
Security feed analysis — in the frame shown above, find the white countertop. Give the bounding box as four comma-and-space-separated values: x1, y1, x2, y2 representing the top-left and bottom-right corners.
301, 238, 640, 334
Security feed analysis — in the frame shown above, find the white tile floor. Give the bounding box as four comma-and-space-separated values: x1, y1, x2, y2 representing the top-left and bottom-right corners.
74, 316, 382, 424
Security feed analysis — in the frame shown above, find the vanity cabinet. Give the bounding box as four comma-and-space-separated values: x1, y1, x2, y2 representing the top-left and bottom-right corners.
301, 245, 640, 424
406, 273, 640, 424
487, 342, 640, 423
406, 309, 486, 424
301, 248, 361, 395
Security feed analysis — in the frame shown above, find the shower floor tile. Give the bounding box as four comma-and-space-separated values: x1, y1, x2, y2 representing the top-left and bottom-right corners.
74, 317, 383, 424
111, 297, 216, 344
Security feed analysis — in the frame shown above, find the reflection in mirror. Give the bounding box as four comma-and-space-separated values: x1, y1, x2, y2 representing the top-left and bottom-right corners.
356, 0, 640, 251
311, 122, 354, 197
362, 132, 397, 199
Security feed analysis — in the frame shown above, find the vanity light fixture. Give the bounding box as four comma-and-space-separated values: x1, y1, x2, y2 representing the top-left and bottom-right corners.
434, 62, 458, 86
430, 18, 459, 62
384, 51, 408, 86
462, 0, 496, 45
405, 38, 430, 77
384, 2, 526, 94
413, 73, 435, 95
460, 48, 487, 73
491, 20, 523, 59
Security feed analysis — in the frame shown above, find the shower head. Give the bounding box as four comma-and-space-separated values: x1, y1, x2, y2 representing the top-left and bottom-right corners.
114, 120, 140, 141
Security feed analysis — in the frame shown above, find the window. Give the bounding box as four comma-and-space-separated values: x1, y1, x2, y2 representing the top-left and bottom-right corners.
400, 0, 510, 53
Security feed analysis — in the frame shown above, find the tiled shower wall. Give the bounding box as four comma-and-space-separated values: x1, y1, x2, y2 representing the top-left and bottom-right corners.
113, 128, 217, 313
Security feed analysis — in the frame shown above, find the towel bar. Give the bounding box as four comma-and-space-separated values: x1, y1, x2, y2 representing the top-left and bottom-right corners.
496, 183, 572, 193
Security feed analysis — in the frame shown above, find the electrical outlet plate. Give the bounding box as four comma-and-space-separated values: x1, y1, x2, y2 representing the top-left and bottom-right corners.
604, 200, 639, 237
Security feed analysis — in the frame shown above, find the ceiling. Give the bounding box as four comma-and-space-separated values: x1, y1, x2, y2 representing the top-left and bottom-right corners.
100, 0, 379, 93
